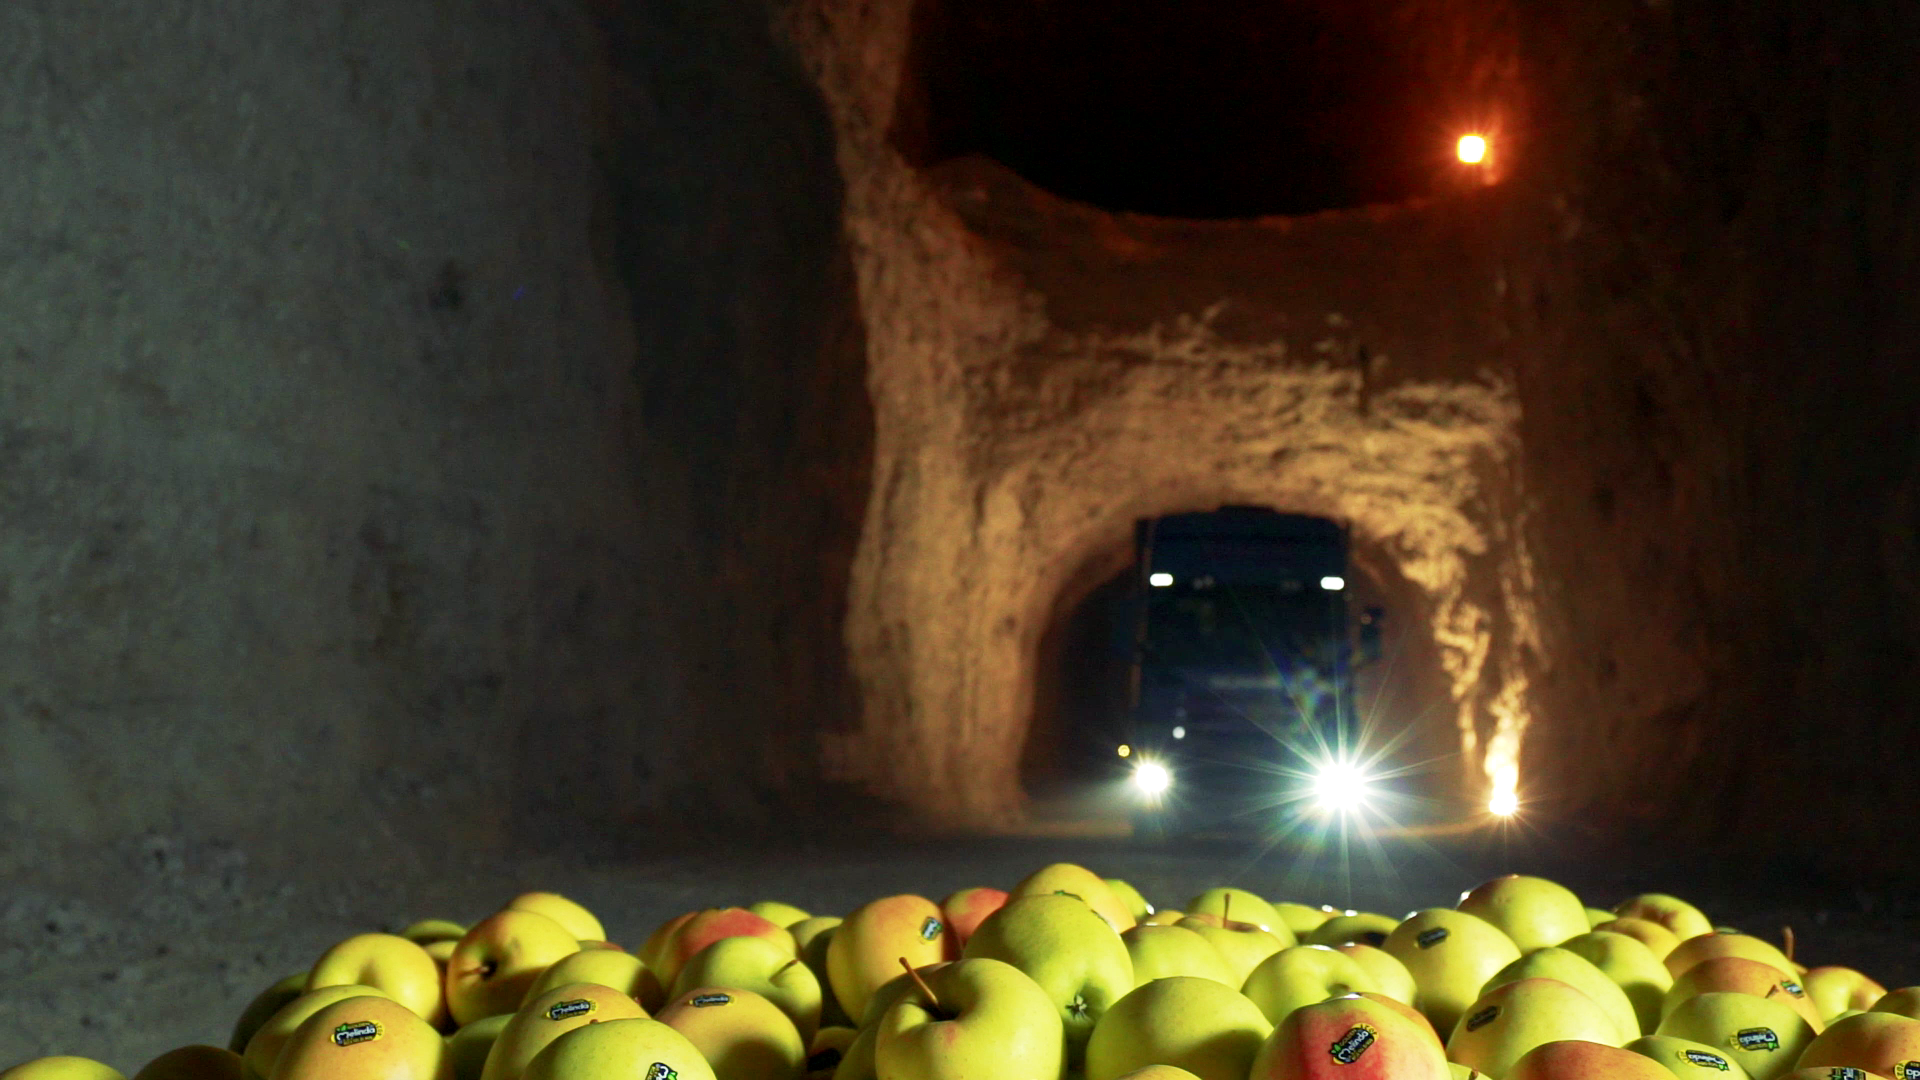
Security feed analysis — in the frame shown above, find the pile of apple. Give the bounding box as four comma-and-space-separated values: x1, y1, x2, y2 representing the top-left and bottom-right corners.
7, 865, 1915, 1080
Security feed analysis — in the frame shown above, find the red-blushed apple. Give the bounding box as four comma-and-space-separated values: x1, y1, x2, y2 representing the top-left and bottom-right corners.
131, 1048, 245, 1080
1085, 975, 1271, 1080
939, 887, 1009, 948
1795, 1011, 1920, 1079
826, 895, 954, 1022
445, 910, 580, 1027
1356, 992, 1443, 1049
520, 1018, 717, 1080
481, 982, 649, 1080
1446, 977, 1621, 1079
659, 908, 797, 988
1008, 864, 1136, 933
1664, 957, 1822, 1031
1805, 970, 1890, 1023
638, 912, 700, 1005
874, 958, 1066, 1080
656, 986, 807, 1080
1249, 993, 1450, 1080
270, 994, 450, 1080
1508, 1039, 1675, 1080
506, 893, 606, 943
1665, 936, 1798, 981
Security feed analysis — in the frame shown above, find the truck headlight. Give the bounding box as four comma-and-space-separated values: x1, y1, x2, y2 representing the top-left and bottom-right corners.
1131, 760, 1172, 797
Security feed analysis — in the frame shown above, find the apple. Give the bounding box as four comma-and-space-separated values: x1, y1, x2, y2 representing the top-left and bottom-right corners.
1664, 958, 1821, 1032
403, 920, 470, 947
482, 983, 649, 1080
1795, 1011, 1920, 1078
1655, 991, 1815, 1080
939, 888, 1009, 949
270, 994, 449, 1080
874, 958, 1066, 1080
1483, 946, 1642, 1043
308, 932, 447, 1027
963, 893, 1134, 1066
1665, 936, 1798, 982
1869, 989, 1920, 1020
1508, 1039, 1676, 1080
826, 895, 954, 1022
1186, 890, 1288, 938
659, 908, 797, 991
1271, 904, 1336, 938
1249, 992, 1451, 1080
1141, 910, 1187, 927
1600, 920, 1686, 961
1121, 924, 1235, 987
1459, 876, 1592, 954
1175, 916, 1286, 986
1009, 863, 1137, 933
1589, 909, 1619, 928
445, 910, 580, 1027
750, 902, 814, 929
1356, 992, 1444, 1048
520, 947, 651, 1007
672, 936, 823, 1042
1382, 908, 1522, 1036
506, 893, 606, 944
131, 1048, 245, 1080
521, 1018, 717, 1080
1804, 969, 1889, 1022
1777, 1071, 1890, 1080
792, 919, 851, 1028
1337, 944, 1419, 1006
1306, 914, 1399, 949
1242, 946, 1380, 1026
826, 966, 956, 1080
230, 974, 310, 1055
1614, 897, 1716, 945
1106, 880, 1156, 922
243, 984, 396, 1080
1624, 1034, 1755, 1080
446, 1014, 512, 1080
791, 917, 842, 957
1448, 1065, 1484, 1080
640, 913, 699, 973
1, 1061, 126, 1080
1085, 976, 1272, 1080
1112, 1069, 1204, 1080
656, 986, 807, 1080
1561, 931, 1675, 1036
805, 1026, 857, 1080
1445, 977, 1622, 1079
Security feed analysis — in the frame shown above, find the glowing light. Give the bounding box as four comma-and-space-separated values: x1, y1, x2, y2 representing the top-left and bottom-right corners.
1132, 760, 1172, 796
1457, 134, 1489, 164
1171, 725, 1186, 740
1488, 788, 1519, 817
1320, 576, 1346, 591
1310, 759, 1375, 814
1148, 572, 1174, 587
1117, 743, 1132, 758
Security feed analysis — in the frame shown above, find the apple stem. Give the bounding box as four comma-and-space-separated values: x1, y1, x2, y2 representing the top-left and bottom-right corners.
1782, 925, 1796, 962
898, 957, 941, 1013
776, 958, 801, 977
1223, 894, 1232, 926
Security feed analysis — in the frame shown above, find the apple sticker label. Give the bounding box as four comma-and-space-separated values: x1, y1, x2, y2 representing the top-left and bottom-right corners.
1893, 1065, 1920, 1080
1827, 1070, 1866, 1080
1679, 1050, 1731, 1071
1415, 927, 1449, 949
692, 993, 732, 1007
1329, 1025, 1377, 1064
646, 1065, 679, 1080
332, 1020, 382, 1046
1781, 981, 1806, 997
546, 999, 596, 1021
920, 917, 943, 941
1731, 1029, 1779, 1053
1464, 1005, 1501, 1033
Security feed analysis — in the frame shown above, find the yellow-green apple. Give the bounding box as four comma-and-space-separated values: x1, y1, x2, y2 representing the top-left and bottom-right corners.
505, 893, 605, 944
657, 987, 806, 1080
1141, 910, 1187, 927
750, 902, 813, 929
1869, 989, 1920, 1020
1120, 924, 1234, 987
308, 933, 447, 1027
1085, 976, 1271, 1080
1795, 1011, 1920, 1078
1337, 944, 1419, 1005
1272, 904, 1336, 938
1483, 947, 1642, 1042
659, 909, 797, 988
1614, 897, 1716, 945
445, 910, 580, 1027
1624, 1034, 1754, 1080
790, 917, 842, 957
793, 919, 850, 1028
230, 974, 310, 1054
1655, 991, 1815, 1080
521, 1018, 717, 1080
446, 1014, 511, 1080
826, 895, 953, 1022
1601, 920, 1686, 962
1665, 937, 1798, 982
1509, 1039, 1674, 1080
1009, 863, 1137, 933
1446, 977, 1622, 1078
1307, 914, 1399, 949
939, 888, 1009, 949
1249, 992, 1451, 1080
1242, 946, 1379, 1026
1589, 909, 1618, 928
1804, 970, 1888, 1022
1447, 1064, 1482, 1080
482, 983, 648, 1080
1106, 880, 1155, 921
243, 984, 395, 1080
672, 937, 822, 1042
1382, 908, 1522, 1036
805, 1026, 856, 1080
1561, 931, 1674, 1036
1459, 877, 1591, 954
1664, 958, 1821, 1031
874, 958, 1066, 1080
827, 966, 955, 1080
0, 1060, 125, 1080
1175, 916, 1287, 986
1112, 1069, 1203, 1080
132, 1047, 245, 1080
1187, 890, 1286, 937
403, 921, 470, 947
271, 994, 449, 1080
520, 947, 650, 1006
963, 893, 1134, 1065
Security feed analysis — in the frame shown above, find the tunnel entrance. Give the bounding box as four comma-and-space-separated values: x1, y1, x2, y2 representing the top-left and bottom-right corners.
897, 0, 1517, 218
